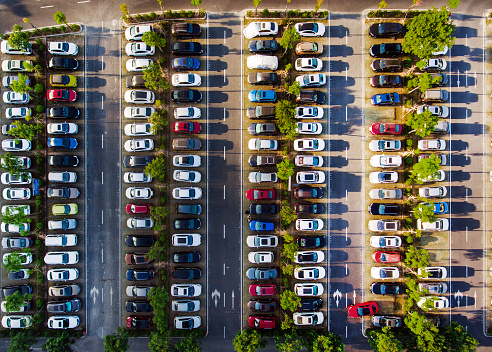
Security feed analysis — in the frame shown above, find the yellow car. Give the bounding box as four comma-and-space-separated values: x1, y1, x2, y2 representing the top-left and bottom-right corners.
52, 203, 78, 215
49, 74, 77, 87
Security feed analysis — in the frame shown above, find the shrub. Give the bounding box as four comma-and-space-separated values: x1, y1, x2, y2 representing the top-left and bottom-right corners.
36, 222, 44, 230
166, 10, 172, 18
180, 10, 186, 18
262, 9, 270, 18
136, 14, 142, 21
272, 11, 280, 18
36, 105, 44, 113
406, 234, 414, 244
155, 99, 162, 107
60, 25, 66, 32
247, 10, 253, 17
35, 199, 42, 207
51, 27, 58, 33
150, 12, 156, 20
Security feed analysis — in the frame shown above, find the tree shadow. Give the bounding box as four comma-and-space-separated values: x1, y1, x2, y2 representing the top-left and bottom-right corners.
330, 235, 351, 248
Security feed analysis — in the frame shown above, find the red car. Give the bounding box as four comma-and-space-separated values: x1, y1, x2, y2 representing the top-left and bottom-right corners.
126, 316, 152, 329
47, 89, 77, 102
248, 315, 276, 329
126, 203, 151, 215
369, 123, 402, 135
173, 121, 201, 134
246, 189, 275, 201
249, 284, 276, 297
347, 301, 379, 318
372, 251, 401, 263
124, 252, 151, 265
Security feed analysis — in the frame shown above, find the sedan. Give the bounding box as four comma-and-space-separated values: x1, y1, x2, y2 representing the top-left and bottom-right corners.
6, 107, 32, 119
2, 60, 32, 72
248, 40, 278, 53
126, 269, 154, 281
48, 57, 78, 70
297, 235, 327, 249
246, 235, 278, 248
48, 41, 78, 55
347, 301, 378, 318
124, 123, 153, 136
171, 74, 201, 87
173, 218, 201, 230
171, 42, 203, 55
247, 299, 276, 312
125, 42, 155, 56
172, 234, 201, 247
247, 123, 277, 136
296, 171, 325, 184
171, 284, 202, 297
248, 155, 278, 167
47, 123, 78, 134
294, 187, 323, 199
173, 121, 202, 134
249, 284, 276, 296
172, 299, 200, 312
125, 301, 153, 313
294, 251, 325, 264
249, 220, 274, 232
370, 75, 402, 88
248, 251, 274, 264
47, 106, 80, 119
369, 188, 402, 200
295, 155, 323, 167
295, 58, 323, 71
294, 266, 326, 280
48, 138, 78, 149
293, 312, 324, 326
369, 23, 404, 38
372, 315, 402, 328
48, 284, 80, 297
295, 41, 323, 55
125, 236, 155, 248
419, 58, 447, 71
369, 171, 398, 184
296, 122, 322, 135
372, 251, 401, 263
124, 90, 155, 104
3, 92, 30, 104
368, 219, 400, 232
172, 187, 202, 200
248, 90, 277, 103
371, 92, 400, 106
295, 106, 324, 119
173, 155, 201, 167
3, 188, 31, 200
371, 266, 400, 280
48, 155, 79, 167
294, 203, 324, 215
175, 316, 201, 330
1, 40, 32, 55
49, 74, 77, 87
48, 172, 77, 183
44, 251, 78, 264
370, 236, 402, 248
296, 219, 324, 231
247, 72, 278, 85
417, 296, 449, 310
46, 89, 77, 102
1, 237, 33, 249
172, 251, 201, 263
248, 139, 278, 151
369, 139, 402, 152
419, 201, 449, 215
124, 139, 154, 152
124, 107, 155, 119
2, 315, 32, 329
418, 139, 446, 151
248, 316, 276, 329
3, 252, 32, 265
294, 138, 325, 151
174, 107, 201, 119
125, 24, 152, 41
418, 266, 447, 280
126, 316, 152, 329
2, 139, 31, 152
172, 23, 201, 38
243, 22, 278, 39
172, 268, 201, 280
370, 282, 402, 295
172, 58, 200, 71
416, 105, 449, 118
248, 172, 277, 183
123, 172, 152, 183
52, 203, 78, 215
295, 22, 325, 37
294, 283, 323, 297
171, 89, 202, 103
419, 282, 448, 294
246, 267, 277, 280
126, 203, 150, 215
246, 188, 275, 201
298, 298, 323, 311
249, 204, 277, 215
368, 203, 400, 216
296, 90, 325, 104
126, 58, 153, 72
127, 218, 154, 229
296, 74, 326, 87
370, 155, 402, 168
418, 186, 447, 198
47, 268, 79, 281
369, 43, 402, 57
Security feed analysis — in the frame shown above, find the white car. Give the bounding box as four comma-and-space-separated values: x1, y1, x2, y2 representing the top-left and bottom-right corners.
3, 188, 31, 200
294, 251, 325, 264
1, 173, 32, 185
295, 155, 323, 167
124, 107, 155, 119
47, 123, 78, 135
418, 282, 448, 294
173, 170, 202, 183
296, 171, 325, 184
45, 234, 77, 247
370, 236, 402, 248
419, 186, 447, 198
1, 315, 32, 329
370, 155, 402, 168
2, 139, 31, 152
48, 172, 77, 183
246, 235, 278, 248
44, 251, 79, 265
417, 218, 449, 231
1, 40, 32, 55
295, 106, 324, 119
418, 139, 446, 151
296, 122, 322, 135
126, 285, 152, 297
420, 58, 447, 71
5, 107, 31, 119
174, 316, 201, 329
173, 155, 201, 167
124, 90, 155, 104
172, 234, 201, 247
417, 296, 449, 310
295, 22, 325, 37
1, 156, 30, 169
369, 188, 402, 200
126, 58, 153, 72
418, 266, 447, 280
127, 217, 154, 229
47, 268, 79, 281
172, 74, 201, 87
174, 107, 201, 119
421, 170, 445, 183
369, 140, 402, 152
248, 172, 278, 183
1, 301, 30, 313
126, 187, 153, 199
1, 205, 30, 215
173, 187, 202, 200
294, 138, 325, 152
171, 284, 202, 297
247, 55, 278, 70
124, 123, 154, 136
371, 266, 400, 280
248, 139, 278, 151
293, 312, 324, 326
47, 316, 80, 329
123, 172, 152, 183
294, 283, 324, 296
2, 60, 32, 72
368, 219, 400, 232
296, 74, 326, 87
294, 266, 326, 280
369, 171, 398, 184
3, 252, 32, 265
243, 22, 279, 39
124, 139, 154, 152
48, 42, 78, 55
48, 219, 77, 230
296, 219, 324, 231
125, 42, 155, 56
295, 58, 323, 72
172, 300, 200, 312
1, 222, 30, 233
248, 251, 274, 264
3, 92, 30, 104
125, 25, 152, 41
416, 105, 449, 118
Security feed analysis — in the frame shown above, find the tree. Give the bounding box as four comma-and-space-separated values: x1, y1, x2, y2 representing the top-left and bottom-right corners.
282, 241, 298, 261
368, 326, 402, 352
311, 333, 344, 352
406, 72, 442, 93
142, 32, 167, 52
150, 206, 168, 230
404, 311, 445, 352
54, 11, 70, 30
253, 0, 262, 16
405, 110, 439, 138
314, 0, 323, 13
275, 100, 297, 140
144, 154, 166, 182
8, 24, 30, 54
23, 18, 37, 30
285, 81, 301, 97
104, 327, 129, 352
42, 331, 74, 352
280, 203, 297, 227
410, 154, 441, 184
413, 202, 436, 223
22, 61, 35, 73
120, 3, 130, 17
378, 0, 387, 10
7, 122, 43, 141
279, 26, 300, 55
404, 245, 429, 270
1, 206, 30, 226
442, 322, 479, 352
447, 0, 460, 9
402, 7, 455, 59
174, 334, 201, 352
280, 290, 300, 312
7, 330, 37, 352
143, 63, 169, 91
4, 251, 30, 273
148, 286, 169, 332
1, 153, 29, 177
233, 329, 267, 352
149, 110, 168, 134
404, 277, 424, 311
148, 331, 170, 352
191, 0, 202, 9
10, 74, 32, 94
277, 158, 294, 180
4, 292, 31, 313
275, 330, 303, 350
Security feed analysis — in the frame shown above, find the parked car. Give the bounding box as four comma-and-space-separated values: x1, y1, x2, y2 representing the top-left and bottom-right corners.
419, 58, 447, 71
247, 55, 278, 70
369, 139, 401, 152
48, 57, 78, 70
2, 139, 31, 152
48, 172, 77, 183
372, 251, 401, 263
45, 234, 77, 247
47, 123, 78, 134
296, 122, 322, 135
246, 267, 277, 280
295, 155, 323, 167
1, 40, 32, 55
172, 234, 201, 247
172, 187, 202, 200
371, 58, 402, 72
2, 188, 31, 200
248, 155, 279, 167
173, 121, 202, 133
247, 123, 278, 136
296, 235, 326, 248
46, 89, 76, 102
49, 74, 77, 87
125, 236, 155, 248
125, 42, 155, 56
295, 41, 323, 55
172, 23, 201, 38
2, 60, 33, 72
44, 251, 78, 265
369, 188, 402, 200
368, 219, 400, 232
248, 316, 276, 329
171, 284, 202, 297
294, 251, 325, 264
294, 138, 325, 151
48, 41, 78, 55
171, 42, 203, 55
5, 107, 32, 119
298, 298, 323, 311
416, 105, 449, 118
246, 188, 275, 201
370, 155, 402, 168
295, 58, 323, 71
243, 22, 278, 39
369, 171, 398, 184
370, 282, 402, 295
123, 155, 154, 168
369, 43, 402, 57
248, 40, 278, 53
125, 25, 152, 41
418, 186, 447, 198
174, 107, 201, 119
248, 172, 278, 183
48, 284, 80, 297
247, 106, 276, 119
294, 283, 323, 297
293, 312, 324, 326
124, 90, 155, 104
370, 236, 402, 248
417, 296, 449, 310
246, 235, 278, 248
172, 58, 200, 71
247, 299, 276, 312
296, 74, 326, 87
47, 299, 81, 313
248, 72, 278, 85
296, 219, 324, 231
3, 92, 30, 104
126, 58, 153, 72
295, 22, 325, 37
371, 92, 400, 106
294, 203, 324, 214
174, 316, 201, 330
48, 155, 79, 167
47, 268, 79, 281
295, 106, 324, 119
371, 266, 400, 280
249, 284, 276, 296
369, 23, 404, 38
294, 266, 326, 280
126, 269, 154, 281
47, 106, 80, 119
296, 90, 325, 104
172, 251, 201, 263
2, 315, 32, 329
126, 316, 152, 329
248, 139, 277, 151
248, 90, 277, 103
419, 282, 448, 294
368, 203, 400, 216
171, 73, 202, 87
294, 187, 323, 199
372, 315, 402, 327
418, 266, 447, 279
418, 139, 446, 151
172, 300, 200, 312
248, 251, 274, 264
48, 138, 78, 149
127, 217, 154, 229
296, 171, 325, 184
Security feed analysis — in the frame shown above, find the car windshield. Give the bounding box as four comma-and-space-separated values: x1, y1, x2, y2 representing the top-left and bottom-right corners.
358, 307, 370, 316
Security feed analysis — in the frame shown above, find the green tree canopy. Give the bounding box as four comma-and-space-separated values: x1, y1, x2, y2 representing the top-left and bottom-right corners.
282, 240, 299, 261
8, 25, 30, 53
174, 334, 201, 352
191, 0, 202, 9
280, 290, 300, 312
42, 331, 74, 352
410, 153, 441, 184
149, 110, 168, 134
275, 99, 297, 140
275, 330, 303, 349
104, 327, 129, 352
404, 311, 445, 352
7, 121, 43, 141
54, 11, 70, 29
143, 63, 169, 91
148, 286, 169, 332
277, 158, 295, 180
279, 26, 300, 54
406, 72, 443, 93
148, 331, 170, 352
368, 326, 402, 352
442, 321, 479, 352
7, 330, 37, 352
142, 32, 167, 51
311, 332, 345, 352
413, 202, 436, 223
0, 153, 29, 177
405, 110, 439, 138
1, 205, 30, 226
4, 250, 30, 273
10, 74, 32, 94
120, 3, 129, 17
4, 292, 31, 313
280, 203, 297, 227
404, 245, 429, 270
144, 154, 166, 182
233, 329, 267, 352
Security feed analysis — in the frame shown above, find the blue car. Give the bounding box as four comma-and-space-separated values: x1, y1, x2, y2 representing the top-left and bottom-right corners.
172, 58, 200, 71
422, 202, 448, 215
249, 220, 274, 232
47, 137, 78, 149
371, 92, 399, 106
248, 90, 277, 103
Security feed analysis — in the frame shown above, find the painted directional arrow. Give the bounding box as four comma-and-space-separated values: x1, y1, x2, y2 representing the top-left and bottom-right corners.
231, 290, 235, 309
90, 286, 99, 305
454, 290, 463, 308
333, 289, 342, 307
212, 289, 220, 308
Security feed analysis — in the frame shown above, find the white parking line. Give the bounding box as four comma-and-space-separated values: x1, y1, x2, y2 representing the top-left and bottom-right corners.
223, 146, 226, 160
466, 226, 468, 242
101, 210, 104, 224
345, 227, 348, 241
223, 30, 226, 44
78, 0, 90, 3
40, 5, 54, 8
223, 185, 226, 199
223, 107, 226, 121
465, 71, 468, 87
345, 147, 348, 160
101, 171, 104, 184
345, 189, 348, 201
101, 248, 104, 262
345, 67, 348, 81
101, 134, 104, 148
223, 326, 226, 338
223, 263, 226, 275
345, 105, 348, 121
223, 224, 225, 239
102, 287, 104, 302
223, 69, 226, 82
101, 96, 104, 109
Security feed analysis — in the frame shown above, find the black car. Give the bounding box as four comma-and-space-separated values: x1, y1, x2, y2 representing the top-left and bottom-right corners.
370, 75, 402, 88
368, 203, 400, 216
2, 285, 32, 297
125, 235, 155, 247
369, 43, 403, 58
247, 299, 276, 312
295, 203, 324, 214
294, 187, 323, 199
8, 270, 29, 280
172, 58, 200, 71
249, 203, 277, 215
172, 267, 202, 280
47, 299, 81, 313
171, 89, 202, 103
247, 123, 277, 136
369, 23, 404, 38
48, 155, 79, 167
172, 23, 201, 38
248, 40, 279, 53
172, 42, 203, 55
370, 282, 402, 295
176, 204, 202, 215
172, 251, 201, 264
247, 106, 275, 119
296, 90, 325, 104
48, 57, 79, 70
371, 59, 402, 73
126, 75, 146, 88
173, 218, 201, 230
296, 235, 327, 248
126, 269, 154, 281
247, 72, 278, 85
125, 300, 153, 313
123, 155, 154, 168
47, 138, 78, 149
46, 106, 80, 119
298, 298, 323, 311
